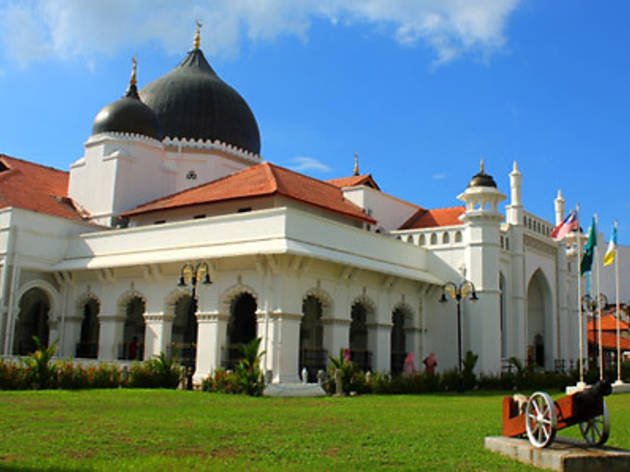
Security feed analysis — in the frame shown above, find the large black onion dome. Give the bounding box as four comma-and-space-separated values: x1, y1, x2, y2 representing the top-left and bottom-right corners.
140, 48, 261, 155
92, 83, 163, 140
468, 160, 497, 188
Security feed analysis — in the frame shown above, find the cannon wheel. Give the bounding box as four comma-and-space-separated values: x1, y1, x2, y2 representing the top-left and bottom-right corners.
525, 392, 557, 448
579, 400, 610, 446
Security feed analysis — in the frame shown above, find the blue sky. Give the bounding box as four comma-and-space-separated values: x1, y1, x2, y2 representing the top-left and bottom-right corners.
0, 0, 628, 243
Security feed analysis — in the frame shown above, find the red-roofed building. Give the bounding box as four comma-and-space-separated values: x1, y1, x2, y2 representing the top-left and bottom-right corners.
1, 34, 617, 386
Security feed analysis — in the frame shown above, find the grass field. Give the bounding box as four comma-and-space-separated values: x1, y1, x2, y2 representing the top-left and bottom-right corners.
0, 390, 628, 471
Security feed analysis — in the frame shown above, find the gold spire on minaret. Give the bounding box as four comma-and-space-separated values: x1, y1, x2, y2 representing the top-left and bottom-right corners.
130, 56, 137, 87
193, 20, 202, 49
353, 152, 360, 176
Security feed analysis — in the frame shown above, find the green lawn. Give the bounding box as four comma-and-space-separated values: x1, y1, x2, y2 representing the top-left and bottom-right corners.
0, 390, 628, 471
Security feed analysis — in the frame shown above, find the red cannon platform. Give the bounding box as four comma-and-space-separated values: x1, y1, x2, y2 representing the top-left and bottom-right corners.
502, 381, 612, 448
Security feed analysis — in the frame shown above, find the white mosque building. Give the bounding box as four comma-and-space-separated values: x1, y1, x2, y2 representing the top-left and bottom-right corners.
0, 31, 586, 385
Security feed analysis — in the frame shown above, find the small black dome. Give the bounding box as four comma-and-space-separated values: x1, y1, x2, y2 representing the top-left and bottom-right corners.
140, 48, 260, 154
468, 161, 497, 188
92, 85, 163, 140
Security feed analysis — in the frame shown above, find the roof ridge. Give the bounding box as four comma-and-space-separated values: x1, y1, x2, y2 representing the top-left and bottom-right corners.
0, 154, 69, 175
262, 162, 279, 193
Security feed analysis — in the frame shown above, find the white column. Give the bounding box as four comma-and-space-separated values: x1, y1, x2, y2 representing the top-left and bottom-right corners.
194, 312, 228, 384
97, 314, 125, 361
269, 312, 301, 383
143, 313, 173, 359
322, 318, 350, 361
368, 322, 392, 372
61, 315, 82, 358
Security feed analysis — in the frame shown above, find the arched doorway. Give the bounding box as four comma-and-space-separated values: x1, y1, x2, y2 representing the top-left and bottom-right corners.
172, 294, 197, 368
299, 295, 326, 381
122, 297, 145, 360
76, 298, 99, 358
391, 308, 406, 374
350, 301, 371, 371
226, 293, 257, 368
13, 288, 50, 355
527, 270, 552, 369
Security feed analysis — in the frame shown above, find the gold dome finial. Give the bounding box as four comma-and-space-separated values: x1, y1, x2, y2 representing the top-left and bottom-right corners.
193, 20, 202, 49
353, 152, 360, 176
130, 56, 137, 87
479, 159, 485, 174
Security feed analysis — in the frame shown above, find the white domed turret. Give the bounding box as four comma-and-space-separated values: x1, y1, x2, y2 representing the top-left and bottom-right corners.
458, 160, 506, 222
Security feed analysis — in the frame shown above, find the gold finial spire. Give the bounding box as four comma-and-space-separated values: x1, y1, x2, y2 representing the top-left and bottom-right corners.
130, 56, 137, 87
479, 159, 485, 174
353, 152, 360, 176
193, 20, 202, 49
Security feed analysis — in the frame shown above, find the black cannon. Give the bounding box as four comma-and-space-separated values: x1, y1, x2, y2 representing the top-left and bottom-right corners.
502, 381, 612, 448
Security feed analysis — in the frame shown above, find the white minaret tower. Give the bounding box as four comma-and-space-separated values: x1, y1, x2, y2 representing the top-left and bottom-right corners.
457, 160, 506, 374
554, 190, 565, 226
506, 161, 523, 226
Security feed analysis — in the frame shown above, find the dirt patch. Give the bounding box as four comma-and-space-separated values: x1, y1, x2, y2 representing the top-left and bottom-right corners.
211, 447, 238, 458
325, 447, 339, 457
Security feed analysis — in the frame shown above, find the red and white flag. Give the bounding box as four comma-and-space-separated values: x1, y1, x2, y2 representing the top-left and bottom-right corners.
550, 209, 579, 241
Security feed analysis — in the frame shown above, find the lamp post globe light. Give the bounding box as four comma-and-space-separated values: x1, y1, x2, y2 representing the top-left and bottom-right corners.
439, 280, 479, 377
581, 293, 608, 381
178, 261, 213, 302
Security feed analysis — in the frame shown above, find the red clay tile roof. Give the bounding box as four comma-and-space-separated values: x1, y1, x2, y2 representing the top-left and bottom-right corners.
399, 206, 465, 230
587, 330, 630, 350
587, 313, 630, 332
0, 154, 86, 221
327, 174, 380, 190
123, 162, 376, 223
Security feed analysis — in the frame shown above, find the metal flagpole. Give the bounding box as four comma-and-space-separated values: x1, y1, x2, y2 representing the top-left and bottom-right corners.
595, 214, 604, 381
614, 221, 623, 385
576, 205, 585, 388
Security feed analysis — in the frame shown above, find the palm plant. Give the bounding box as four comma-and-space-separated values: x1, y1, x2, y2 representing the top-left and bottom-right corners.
235, 337, 265, 396
23, 336, 58, 389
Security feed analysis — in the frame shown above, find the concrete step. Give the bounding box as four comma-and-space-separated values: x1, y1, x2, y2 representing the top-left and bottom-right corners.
485, 436, 630, 472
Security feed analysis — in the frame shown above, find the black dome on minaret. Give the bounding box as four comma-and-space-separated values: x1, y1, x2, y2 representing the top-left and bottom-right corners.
468, 160, 497, 188
92, 59, 163, 140
139, 27, 260, 154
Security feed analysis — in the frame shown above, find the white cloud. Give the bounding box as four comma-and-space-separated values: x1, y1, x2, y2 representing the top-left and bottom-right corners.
432, 173, 447, 181
0, 0, 521, 67
287, 156, 331, 173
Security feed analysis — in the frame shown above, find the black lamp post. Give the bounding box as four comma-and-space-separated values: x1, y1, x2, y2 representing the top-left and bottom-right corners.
176, 262, 212, 389
439, 280, 479, 376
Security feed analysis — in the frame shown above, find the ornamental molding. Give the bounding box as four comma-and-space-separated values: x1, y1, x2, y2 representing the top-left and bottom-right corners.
143, 312, 174, 322
321, 317, 351, 326
523, 234, 557, 257
163, 137, 261, 162
87, 132, 164, 149
196, 312, 228, 322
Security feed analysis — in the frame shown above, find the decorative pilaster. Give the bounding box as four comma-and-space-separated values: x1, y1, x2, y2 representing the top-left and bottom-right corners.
143, 312, 173, 359
367, 322, 393, 372
194, 312, 228, 384
268, 312, 302, 383
61, 315, 83, 358
322, 317, 351, 361
97, 314, 126, 360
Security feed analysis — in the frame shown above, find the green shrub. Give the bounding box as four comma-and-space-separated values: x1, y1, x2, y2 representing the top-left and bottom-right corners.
203, 338, 265, 396
128, 353, 182, 389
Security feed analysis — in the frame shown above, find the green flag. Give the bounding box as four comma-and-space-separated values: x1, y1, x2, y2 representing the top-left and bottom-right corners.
580, 216, 597, 275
